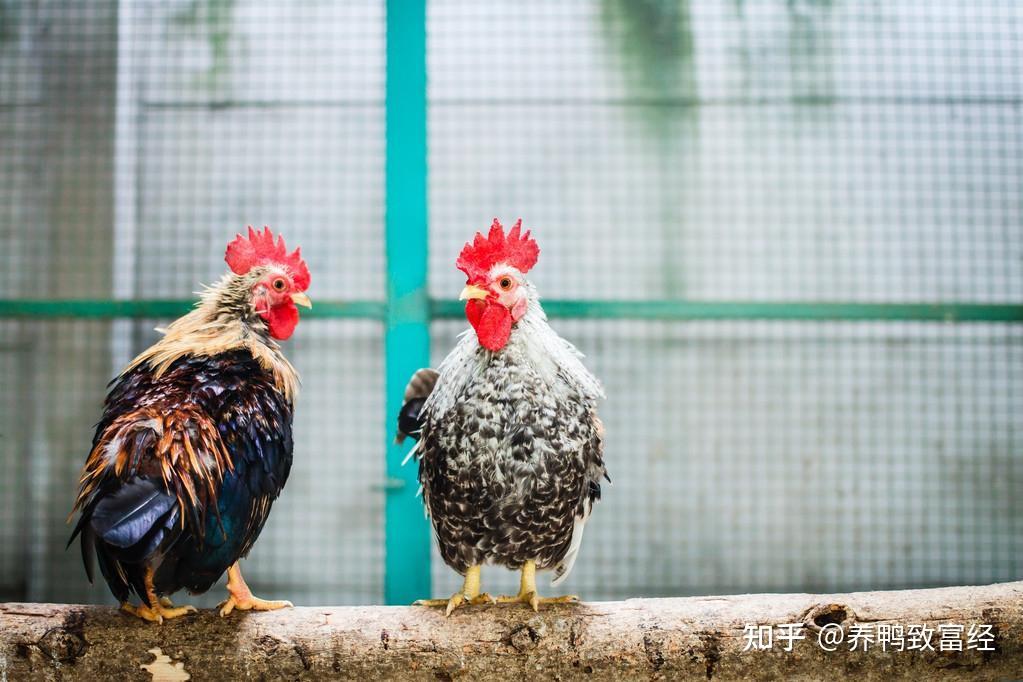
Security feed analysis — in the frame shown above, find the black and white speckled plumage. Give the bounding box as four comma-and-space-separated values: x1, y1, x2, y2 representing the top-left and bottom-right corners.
408, 299, 607, 585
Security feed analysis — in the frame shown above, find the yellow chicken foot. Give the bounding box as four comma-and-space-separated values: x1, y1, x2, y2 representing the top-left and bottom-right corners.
496, 560, 579, 612
218, 563, 293, 617
120, 569, 197, 623
414, 565, 493, 616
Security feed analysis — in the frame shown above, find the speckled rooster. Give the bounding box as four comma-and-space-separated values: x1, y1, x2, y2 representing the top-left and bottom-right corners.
69, 227, 311, 622
398, 219, 608, 614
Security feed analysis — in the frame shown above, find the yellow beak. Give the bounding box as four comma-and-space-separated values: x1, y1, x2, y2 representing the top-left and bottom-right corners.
459, 285, 488, 301
291, 292, 313, 309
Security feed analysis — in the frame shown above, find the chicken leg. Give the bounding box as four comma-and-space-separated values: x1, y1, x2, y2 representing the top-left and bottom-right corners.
218, 563, 293, 617
414, 565, 495, 616
120, 568, 197, 624
496, 560, 579, 611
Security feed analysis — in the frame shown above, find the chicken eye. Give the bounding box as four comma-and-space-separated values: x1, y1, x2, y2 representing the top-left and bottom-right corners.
498, 276, 514, 291
272, 278, 287, 291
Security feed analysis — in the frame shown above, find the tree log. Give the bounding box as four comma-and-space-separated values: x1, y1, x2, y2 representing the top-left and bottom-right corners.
2, 582, 1021, 680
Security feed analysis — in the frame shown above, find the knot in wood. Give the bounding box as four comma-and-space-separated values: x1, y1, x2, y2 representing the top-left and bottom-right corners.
507, 623, 545, 652
802, 602, 857, 633
36, 626, 88, 663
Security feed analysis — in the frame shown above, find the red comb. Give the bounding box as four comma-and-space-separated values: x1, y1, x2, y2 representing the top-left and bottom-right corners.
225, 226, 310, 290
456, 218, 539, 281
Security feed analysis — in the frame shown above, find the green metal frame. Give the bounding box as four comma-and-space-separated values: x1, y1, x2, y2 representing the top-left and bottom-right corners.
1, 1, 1022, 606
383, 0, 432, 605
2, 299, 1020, 323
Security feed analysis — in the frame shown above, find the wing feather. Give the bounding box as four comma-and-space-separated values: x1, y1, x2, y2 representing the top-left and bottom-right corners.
72, 406, 233, 545
552, 412, 606, 586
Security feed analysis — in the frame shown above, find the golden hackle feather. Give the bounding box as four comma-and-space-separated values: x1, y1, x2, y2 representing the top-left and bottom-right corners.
124, 273, 300, 402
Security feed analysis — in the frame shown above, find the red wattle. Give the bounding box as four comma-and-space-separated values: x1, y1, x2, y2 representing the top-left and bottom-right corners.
265, 301, 300, 340
465, 299, 485, 330
467, 301, 512, 351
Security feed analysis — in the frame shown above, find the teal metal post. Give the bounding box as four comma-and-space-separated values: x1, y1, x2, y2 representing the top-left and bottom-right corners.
384, 0, 432, 604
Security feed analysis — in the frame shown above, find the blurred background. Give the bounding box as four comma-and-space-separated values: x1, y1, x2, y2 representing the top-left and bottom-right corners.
0, 0, 1020, 607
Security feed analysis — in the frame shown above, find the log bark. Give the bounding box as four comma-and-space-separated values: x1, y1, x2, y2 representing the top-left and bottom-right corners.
2, 582, 1021, 681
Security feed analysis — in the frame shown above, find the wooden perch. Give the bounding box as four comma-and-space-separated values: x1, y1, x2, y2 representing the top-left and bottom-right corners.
2, 582, 1021, 680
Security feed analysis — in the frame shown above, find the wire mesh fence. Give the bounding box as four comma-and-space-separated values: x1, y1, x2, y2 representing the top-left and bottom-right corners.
1, 0, 1021, 606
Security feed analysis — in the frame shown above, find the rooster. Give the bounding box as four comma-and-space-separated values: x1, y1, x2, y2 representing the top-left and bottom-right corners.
398, 219, 607, 614
69, 226, 311, 622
